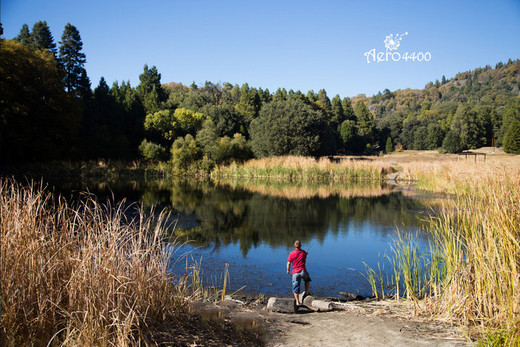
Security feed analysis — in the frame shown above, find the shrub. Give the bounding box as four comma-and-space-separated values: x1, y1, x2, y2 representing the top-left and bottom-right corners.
171, 134, 202, 169
139, 139, 169, 161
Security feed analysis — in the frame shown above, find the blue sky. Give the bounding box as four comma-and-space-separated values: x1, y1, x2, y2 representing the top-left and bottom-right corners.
2, 0, 520, 98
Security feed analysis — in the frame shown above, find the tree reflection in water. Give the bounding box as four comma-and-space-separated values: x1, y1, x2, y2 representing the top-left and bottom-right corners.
136, 179, 432, 257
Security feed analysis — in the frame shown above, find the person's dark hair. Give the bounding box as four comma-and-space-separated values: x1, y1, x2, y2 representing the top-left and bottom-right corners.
294, 240, 301, 249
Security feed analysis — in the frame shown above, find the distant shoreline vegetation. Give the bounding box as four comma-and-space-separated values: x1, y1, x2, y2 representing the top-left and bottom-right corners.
1, 21, 520, 168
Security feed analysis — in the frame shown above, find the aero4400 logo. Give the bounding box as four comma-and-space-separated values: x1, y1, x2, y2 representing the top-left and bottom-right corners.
364, 32, 431, 64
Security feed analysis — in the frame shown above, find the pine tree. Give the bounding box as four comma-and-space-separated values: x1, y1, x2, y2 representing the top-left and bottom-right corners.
331, 95, 345, 128
341, 97, 355, 121
317, 89, 332, 115
32, 21, 57, 55
385, 137, 393, 153
354, 100, 375, 141
59, 23, 87, 95
503, 121, 520, 154
15, 24, 34, 48
137, 64, 165, 114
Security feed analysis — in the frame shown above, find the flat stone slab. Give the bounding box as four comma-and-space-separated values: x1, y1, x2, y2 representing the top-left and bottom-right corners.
266, 297, 296, 313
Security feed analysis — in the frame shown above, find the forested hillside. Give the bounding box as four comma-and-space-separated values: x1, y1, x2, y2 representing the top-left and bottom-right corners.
361, 60, 520, 152
1, 21, 520, 167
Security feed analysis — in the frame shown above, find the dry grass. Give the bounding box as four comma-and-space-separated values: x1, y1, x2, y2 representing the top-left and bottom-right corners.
425, 175, 520, 329
373, 148, 520, 194
379, 151, 520, 343
0, 179, 185, 346
212, 156, 390, 182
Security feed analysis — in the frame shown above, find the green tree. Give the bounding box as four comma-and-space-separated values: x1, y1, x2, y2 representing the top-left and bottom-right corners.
171, 134, 202, 169
139, 139, 169, 161
331, 95, 346, 129
137, 64, 166, 114
425, 123, 444, 149
442, 130, 463, 153
15, 24, 34, 48
413, 126, 428, 150
503, 121, 520, 154
0, 40, 78, 161
202, 104, 246, 138
144, 108, 206, 143
32, 21, 57, 55
58, 23, 87, 95
317, 89, 332, 115
338, 120, 358, 153
354, 100, 375, 142
235, 83, 261, 123
250, 100, 329, 157
498, 99, 520, 145
385, 137, 393, 153
341, 97, 355, 121
450, 104, 481, 150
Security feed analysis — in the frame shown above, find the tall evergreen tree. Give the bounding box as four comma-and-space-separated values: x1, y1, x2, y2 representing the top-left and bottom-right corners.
503, 121, 520, 154
137, 64, 165, 114
32, 21, 57, 55
354, 100, 375, 142
15, 24, 34, 48
317, 89, 332, 115
341, 97, 355, 121
59, 23, 87, 95
331, 95, 346, 128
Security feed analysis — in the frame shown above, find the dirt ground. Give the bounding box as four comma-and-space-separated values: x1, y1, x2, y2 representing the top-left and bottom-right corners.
202, 296, 473, 347
264, 300, 471, 347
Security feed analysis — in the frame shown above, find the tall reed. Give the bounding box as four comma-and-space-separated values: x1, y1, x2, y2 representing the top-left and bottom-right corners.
427, 176, 519, 330
388, 173, 520, 343
211, 156, 389, 182
0, 179, 184, 346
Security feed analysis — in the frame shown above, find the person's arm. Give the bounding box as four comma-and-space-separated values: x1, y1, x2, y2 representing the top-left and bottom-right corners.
287, 261, 291, 274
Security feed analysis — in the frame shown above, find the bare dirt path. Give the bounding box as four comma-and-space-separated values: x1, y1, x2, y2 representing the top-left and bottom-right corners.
266, 308, 470, 347
217, 298, 472, 347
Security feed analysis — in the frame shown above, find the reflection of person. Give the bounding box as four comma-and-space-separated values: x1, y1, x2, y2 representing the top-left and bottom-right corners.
287, 240, 311, 305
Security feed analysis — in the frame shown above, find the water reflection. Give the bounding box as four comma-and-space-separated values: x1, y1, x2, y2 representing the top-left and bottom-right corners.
46, 177, 437, 296
151, 181, 421, 253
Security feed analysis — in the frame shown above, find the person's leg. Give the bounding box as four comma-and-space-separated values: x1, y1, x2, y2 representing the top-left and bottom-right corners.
292, 272, 302, 305
304, 280, 310, 294
293, 292, 300, 304
303, 271, 311, 296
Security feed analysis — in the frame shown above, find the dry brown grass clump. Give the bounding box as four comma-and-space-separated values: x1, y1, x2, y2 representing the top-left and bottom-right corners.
212, 155, 391, 182
0, 179, 183, 345
427, 175, 520, 329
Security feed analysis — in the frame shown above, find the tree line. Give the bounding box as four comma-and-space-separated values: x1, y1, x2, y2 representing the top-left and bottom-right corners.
1, 21, 519, 168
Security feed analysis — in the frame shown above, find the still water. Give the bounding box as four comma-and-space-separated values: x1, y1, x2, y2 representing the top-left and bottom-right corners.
53, 178, 436, 297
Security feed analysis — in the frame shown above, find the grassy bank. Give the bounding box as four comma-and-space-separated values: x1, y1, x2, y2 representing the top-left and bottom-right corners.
0, 179, 263, 346
211, 156, 390, 182
384, 166, 520, 343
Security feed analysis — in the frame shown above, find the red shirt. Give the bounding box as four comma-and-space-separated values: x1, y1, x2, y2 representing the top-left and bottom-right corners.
288, 249, 307, 274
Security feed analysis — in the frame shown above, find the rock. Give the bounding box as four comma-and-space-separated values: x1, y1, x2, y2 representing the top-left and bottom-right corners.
266, 297, 297, 313
302, 295, 333, 312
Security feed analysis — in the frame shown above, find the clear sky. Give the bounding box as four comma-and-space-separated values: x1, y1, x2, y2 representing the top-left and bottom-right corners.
2, 0, 520, 98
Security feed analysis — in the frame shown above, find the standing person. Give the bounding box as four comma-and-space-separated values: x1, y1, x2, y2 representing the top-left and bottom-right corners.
287, 240, 311, 305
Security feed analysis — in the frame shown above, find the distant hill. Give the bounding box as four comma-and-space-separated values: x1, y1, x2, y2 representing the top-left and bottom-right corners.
353, 59, 520, 151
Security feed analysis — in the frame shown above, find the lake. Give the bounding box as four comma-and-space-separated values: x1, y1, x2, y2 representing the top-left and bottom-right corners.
50, 177, 437, 297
